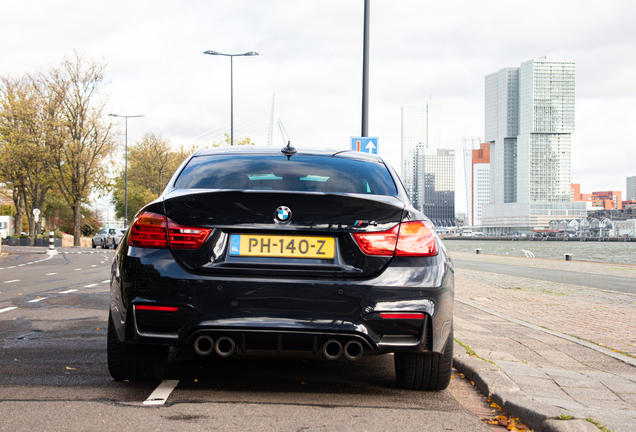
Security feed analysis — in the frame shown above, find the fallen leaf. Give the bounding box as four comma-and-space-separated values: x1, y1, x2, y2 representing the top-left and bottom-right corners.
14, 359, 18, 362
66, 367, 76, 370
96, 328, 100, 330
194, 379, 198, 382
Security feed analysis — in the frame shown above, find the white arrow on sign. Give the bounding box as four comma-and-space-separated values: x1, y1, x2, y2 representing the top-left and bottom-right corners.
365, 142, 376, 154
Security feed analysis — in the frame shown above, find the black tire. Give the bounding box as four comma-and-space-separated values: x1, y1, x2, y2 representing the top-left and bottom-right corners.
107, 311, 168, 381
92, 241, 96, 249
395, 324, 453, 391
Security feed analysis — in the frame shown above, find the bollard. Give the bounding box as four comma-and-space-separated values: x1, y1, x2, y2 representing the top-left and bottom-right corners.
564, 253, 573, 261
47, 231, 58, 255
475, 248, 482, 255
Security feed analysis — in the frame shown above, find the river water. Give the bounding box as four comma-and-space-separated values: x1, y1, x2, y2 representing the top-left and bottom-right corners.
442, 239, 636, 265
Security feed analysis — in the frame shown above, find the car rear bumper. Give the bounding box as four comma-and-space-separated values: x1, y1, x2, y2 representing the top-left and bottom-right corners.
110, 246, 454, 355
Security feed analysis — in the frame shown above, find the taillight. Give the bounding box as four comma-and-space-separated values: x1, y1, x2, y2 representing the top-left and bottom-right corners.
168, 219, 212, 249
129, 212, 169, 248
395, 221, 438, 257
352, 221, 438, 257
128, 211, 212, 250
351, 225, 398, 256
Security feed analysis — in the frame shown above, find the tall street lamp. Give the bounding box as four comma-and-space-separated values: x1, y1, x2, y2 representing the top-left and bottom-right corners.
108, 113, 144, 228
203, 50, 259, 146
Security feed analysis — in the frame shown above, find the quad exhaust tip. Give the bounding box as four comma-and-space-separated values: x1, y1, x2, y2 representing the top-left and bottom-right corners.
344, 340, 364, 361
215, 336, 236, 358
194, 335, 214, 356
322, 339, 343, 360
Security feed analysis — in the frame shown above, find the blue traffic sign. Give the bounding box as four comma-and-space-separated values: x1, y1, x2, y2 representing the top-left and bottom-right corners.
351, 137, 379, 155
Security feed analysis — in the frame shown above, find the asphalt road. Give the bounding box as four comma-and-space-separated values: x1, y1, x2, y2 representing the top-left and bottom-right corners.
0, 248, 492, 431
453, 258, 636, 294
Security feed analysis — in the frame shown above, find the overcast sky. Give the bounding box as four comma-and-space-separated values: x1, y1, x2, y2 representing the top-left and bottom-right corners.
2, 0, 635, 213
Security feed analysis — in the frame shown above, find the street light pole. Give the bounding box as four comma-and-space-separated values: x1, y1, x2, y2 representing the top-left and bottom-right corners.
361, 0, 370, 137
203, 50, 259, 146
108, 113, 144, 228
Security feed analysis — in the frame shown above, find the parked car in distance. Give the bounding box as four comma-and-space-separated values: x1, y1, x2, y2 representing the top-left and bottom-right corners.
106, 228, 127, 249
92, 228, 110, 248
108, 145, 455, 390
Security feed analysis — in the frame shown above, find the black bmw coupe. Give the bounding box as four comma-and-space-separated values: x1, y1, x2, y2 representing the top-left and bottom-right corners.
108, 145, 454, 390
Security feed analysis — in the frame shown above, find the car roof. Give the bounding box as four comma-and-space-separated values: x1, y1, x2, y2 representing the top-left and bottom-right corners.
194, 146, 383, 162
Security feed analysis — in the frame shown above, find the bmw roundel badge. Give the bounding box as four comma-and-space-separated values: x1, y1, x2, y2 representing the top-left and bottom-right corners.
275, 206, 292, 223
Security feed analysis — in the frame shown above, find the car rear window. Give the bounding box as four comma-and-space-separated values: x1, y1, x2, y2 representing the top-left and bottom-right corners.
174, 154, 397, 196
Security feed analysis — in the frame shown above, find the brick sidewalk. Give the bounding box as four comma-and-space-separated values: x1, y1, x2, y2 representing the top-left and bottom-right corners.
453, 255, 636, 431
456, 267, 636, 357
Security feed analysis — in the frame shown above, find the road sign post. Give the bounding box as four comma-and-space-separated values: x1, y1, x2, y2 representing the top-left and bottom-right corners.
350, 137, 379, 155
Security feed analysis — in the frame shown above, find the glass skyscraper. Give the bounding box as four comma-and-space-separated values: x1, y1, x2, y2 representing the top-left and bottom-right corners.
401, 102, 441, 209
627, 176, 636, 201
482, 56, 585, 234
420, 149, 455, 227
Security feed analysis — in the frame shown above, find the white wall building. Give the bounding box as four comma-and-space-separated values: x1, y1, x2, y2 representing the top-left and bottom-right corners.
473, 163, 491, 226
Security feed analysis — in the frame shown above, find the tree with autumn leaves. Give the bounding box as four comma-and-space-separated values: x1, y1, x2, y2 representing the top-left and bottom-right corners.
0, 53, 118, 246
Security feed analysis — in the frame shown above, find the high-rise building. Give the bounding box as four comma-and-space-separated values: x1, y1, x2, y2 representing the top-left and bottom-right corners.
401, 102, 441, 209
462, 143, 491, 226
627, 176, 636, 201
419, 149, 455, 227
481, 56, 585, 234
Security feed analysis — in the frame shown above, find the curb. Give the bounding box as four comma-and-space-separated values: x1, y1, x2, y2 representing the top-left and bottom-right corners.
452, 342, 597, 432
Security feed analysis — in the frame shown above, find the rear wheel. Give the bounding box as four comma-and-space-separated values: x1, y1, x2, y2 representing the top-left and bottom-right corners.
107, 312, 168, 381
92, 241, 96, 249
394, 324, 453, 391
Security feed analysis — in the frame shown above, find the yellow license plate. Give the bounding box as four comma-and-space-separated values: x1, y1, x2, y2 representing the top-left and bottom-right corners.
229, 234, 335, 259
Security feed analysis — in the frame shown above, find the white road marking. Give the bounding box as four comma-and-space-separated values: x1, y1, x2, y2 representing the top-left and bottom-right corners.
74, 268, 82, 271
91, 265, 97, 267
143, 380, 180, 406
27, 262, 33, 265
102, 280, 110, 283
83, 284, 98, 288
46, 273, 58, 276
4, 280, 19, 284
0, 268, 4, 270
28, 297, 47, 303
0, 307, 18, 314
18, 264, 25, 267
8, 266, 16, 269
59, 289, 78, 294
